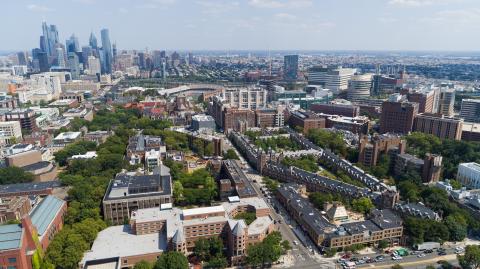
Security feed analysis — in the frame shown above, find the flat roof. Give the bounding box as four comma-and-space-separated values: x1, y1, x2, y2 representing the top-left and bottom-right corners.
0, 181, 61, 195
81, 225, 167, 265
183, 205, 225, 217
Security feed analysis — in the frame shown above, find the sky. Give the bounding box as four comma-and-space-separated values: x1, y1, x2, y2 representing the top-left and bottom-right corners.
2, 0, 480, 51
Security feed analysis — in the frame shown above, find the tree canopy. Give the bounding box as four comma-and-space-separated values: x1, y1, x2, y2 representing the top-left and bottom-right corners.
245, 231, 289, 267
154, 252, 189, 269
0, 166, 34, 185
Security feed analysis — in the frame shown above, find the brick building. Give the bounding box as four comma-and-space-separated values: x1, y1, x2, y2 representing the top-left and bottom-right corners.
358, 134, 405, 167
82, 197, 274, 268
380, 101, 418, 134
288, 110, 325, 134
413, 113, 463, 140
0, 196, 66, 269
277, 184, 403, 250
102, 165, 173, 225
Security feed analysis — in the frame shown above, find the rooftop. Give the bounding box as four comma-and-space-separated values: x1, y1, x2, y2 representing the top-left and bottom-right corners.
460, 162, 480, 172
30, 196, 65, 237
192, 114, 214, 122
0, 181, 61, 195
0, 224, 22, 251
54, 132, 82, 140
81, 225, 167, 266
105, 165, 172, 201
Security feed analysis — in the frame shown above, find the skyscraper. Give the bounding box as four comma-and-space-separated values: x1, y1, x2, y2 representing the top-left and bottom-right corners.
100, 28, 113, 74
82, 46, 93, 69
439, 88, 455, 117
67, 52, 80, 79
89, 32, 98, 49
41, 21, 51, 56
88, 56, 101, 76
17, 52, 28, 66
283, 55, 299, 81
48, 25, 59, 54
66, 34, 80, 53
55, 47, 66, 68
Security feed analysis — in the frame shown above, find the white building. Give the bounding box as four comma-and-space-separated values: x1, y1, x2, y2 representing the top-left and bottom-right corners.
457, 162, 480, 189
0, 121, 22, 144
220, 87, 267, 109
12, 66, 28, 76
88, 56, 101, 75
347, 74, 373, 101
71, 151, 98, 160
53, 131, 82, 146
145, 149, 161, 171
325, 68, 357, 93
16, 73, 62, 104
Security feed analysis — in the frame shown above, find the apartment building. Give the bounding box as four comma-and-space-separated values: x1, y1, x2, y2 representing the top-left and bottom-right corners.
0, 121, 22, 144
380, 101, 418, 134
358, 134, 405, 167
413, 113, 463, 140
310, 102, 360, 117
460, 99, 480, 123
277, 184, 403, 250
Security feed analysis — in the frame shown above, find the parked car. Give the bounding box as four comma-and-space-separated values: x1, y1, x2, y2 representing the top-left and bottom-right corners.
392, 256, 403, 260
417, 253, 426, 258
375, 255, 385, 261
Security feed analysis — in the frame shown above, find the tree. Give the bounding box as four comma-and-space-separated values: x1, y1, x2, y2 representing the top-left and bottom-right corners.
377, 240, 389, 249
234, 212, 257, 225
204, 255, 227, 269
245, 231, 286, 267
173, 181, 184, 202
445, 214, 467, 242
459, 245, 480, 269
0, 167, 34, 184
194, 238, 211, 262
134, 260, 152, 269
154, 252, 188, 269
398, 181, 421, 202
223, 149, 239, 160
351, 197, 374, 214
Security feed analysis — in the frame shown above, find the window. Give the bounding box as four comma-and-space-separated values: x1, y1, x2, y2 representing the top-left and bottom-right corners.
8, 258, 16, 263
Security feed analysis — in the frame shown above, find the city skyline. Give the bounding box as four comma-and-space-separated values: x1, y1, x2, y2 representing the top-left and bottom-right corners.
3, 0, 480, 52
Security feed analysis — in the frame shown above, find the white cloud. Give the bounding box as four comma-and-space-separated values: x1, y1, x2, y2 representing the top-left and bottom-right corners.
389, 0, 461, 7
195, 1, 240, 14
136, 0, 177, 9
26, 4, 53, 12
248, 0, 312, 9
422, 8, 480, 25
378, 17, 398, 23
274, 13, 297, 21
118, 7, 129, 14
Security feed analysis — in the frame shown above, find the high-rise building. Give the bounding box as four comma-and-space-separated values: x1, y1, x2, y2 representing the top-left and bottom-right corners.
55, 47, 66, 68
380, 101, 418, 134
283, 55, 299, 81
41, 22, 51, 56
407, 90, 435, 114
37, 51, 49, 72
100, 29, 113, 74
66, 34, 80, 53
67, 52, 80, 79
413, 113, 463, 140
347, 74, 373, 101
439, 88, 455, 117
79, 47, 91, 70
460, 99, 480, 123
17, 52, 28, 66
89, 32, 98, 49
138, 52, 146, 69
88, 56, 101, 75
307, 65, 329, 85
